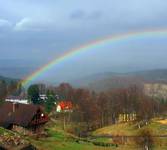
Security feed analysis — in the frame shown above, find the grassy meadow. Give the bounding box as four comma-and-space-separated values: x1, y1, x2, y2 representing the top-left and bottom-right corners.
0, 118, 167, 150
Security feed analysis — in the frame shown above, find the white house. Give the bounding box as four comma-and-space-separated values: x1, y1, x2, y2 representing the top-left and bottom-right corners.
5, 96, 29, 104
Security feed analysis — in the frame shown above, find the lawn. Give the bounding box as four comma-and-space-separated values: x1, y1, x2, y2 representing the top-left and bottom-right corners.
28, 123, 117, 150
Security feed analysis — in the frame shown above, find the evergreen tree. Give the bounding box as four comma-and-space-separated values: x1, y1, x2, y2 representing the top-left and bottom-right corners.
28, 84, 40, 104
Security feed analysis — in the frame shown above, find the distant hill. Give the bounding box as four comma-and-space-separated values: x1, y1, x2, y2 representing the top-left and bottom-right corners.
70, 69, 167, 92
0, 75, 19, 84
127, 69, 167, 82
71, 72, 121, 87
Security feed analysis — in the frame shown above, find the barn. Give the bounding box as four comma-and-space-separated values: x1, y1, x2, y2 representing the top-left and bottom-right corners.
0, 102, 48, 134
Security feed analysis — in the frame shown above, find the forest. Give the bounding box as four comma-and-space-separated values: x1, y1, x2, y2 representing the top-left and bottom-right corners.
0, 80, 167, 133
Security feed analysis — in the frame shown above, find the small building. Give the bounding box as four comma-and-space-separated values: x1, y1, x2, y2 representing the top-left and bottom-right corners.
56, 101, 73, 112
39, 94, 48, 101
0, 102, 48, 134
118, 113, 137, 123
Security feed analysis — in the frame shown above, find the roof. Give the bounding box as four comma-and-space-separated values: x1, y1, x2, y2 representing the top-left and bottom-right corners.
0, 102, 43, 128
57, 101, 73, 111
6, 95, 27, 100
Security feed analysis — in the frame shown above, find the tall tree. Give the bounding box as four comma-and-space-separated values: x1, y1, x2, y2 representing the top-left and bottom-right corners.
97, 92, 108, 127
28, 84, 40, 104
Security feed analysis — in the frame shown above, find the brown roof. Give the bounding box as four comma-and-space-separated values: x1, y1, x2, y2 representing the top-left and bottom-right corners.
0, 102, 43, 128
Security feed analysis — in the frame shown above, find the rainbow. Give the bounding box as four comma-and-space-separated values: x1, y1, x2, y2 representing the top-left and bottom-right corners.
22, 28, 167, 87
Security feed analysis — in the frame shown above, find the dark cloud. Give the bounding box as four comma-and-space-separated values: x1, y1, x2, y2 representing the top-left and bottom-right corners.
0, 0, 167, 81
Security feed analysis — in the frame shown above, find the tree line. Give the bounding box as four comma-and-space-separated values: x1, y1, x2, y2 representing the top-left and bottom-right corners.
27, 83, 167, 130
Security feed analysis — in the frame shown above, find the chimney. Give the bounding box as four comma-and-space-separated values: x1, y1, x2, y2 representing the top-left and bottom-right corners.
13, 103, 15, 112
13, 102, 19, 112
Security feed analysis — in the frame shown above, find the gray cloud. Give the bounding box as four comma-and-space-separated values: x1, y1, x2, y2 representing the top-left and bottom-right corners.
70, 10, 102, 20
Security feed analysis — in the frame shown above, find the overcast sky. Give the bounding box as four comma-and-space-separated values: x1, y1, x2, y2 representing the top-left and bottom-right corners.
0, 0, 167, 82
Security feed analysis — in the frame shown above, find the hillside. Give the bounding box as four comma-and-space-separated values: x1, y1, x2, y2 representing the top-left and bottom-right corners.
93, 119, 167, 136
71, 69, 167, 92
144, 83, 167, 99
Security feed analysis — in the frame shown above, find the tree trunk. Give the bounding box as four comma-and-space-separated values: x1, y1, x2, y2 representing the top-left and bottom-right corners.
63, 114, 66, 130
101, 112, 104, 127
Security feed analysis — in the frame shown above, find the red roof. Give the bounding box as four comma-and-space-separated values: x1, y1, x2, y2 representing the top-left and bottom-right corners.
58, 101, 72, 110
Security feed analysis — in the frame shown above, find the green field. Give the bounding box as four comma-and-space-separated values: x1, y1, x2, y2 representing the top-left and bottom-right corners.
0, 119, 167, 150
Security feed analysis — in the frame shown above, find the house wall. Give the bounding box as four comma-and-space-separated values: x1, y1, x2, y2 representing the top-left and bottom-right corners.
12, 124, 45, 135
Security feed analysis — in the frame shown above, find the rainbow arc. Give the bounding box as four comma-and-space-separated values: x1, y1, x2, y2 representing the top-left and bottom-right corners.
21, 29, 167, 87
